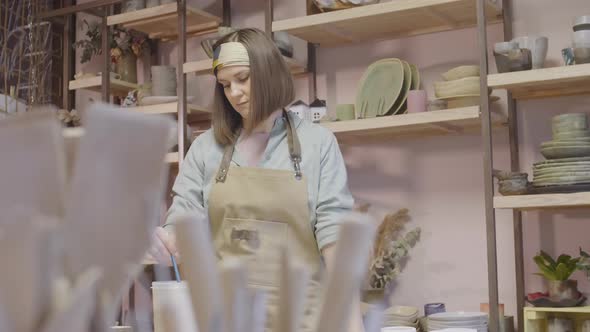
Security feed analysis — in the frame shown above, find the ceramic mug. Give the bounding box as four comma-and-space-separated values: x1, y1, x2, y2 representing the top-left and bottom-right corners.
494, 41, 518, 54
424, 303, 446, 316
512, 36, 548, 69
407, 90, 427, 113
336, 104, 355, 121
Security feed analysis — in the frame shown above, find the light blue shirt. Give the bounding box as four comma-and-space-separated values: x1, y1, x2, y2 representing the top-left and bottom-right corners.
165, 111, 354, 250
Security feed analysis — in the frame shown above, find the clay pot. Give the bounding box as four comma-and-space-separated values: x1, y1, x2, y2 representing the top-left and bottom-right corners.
548, 279, 579, 301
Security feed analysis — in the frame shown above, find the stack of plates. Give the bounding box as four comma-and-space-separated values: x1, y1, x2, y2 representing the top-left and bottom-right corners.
355, 58, 420, 118
432, 65, 498, 109
534, 113, 590, 188
382, 306, 421, 331
427, 312, 488, 332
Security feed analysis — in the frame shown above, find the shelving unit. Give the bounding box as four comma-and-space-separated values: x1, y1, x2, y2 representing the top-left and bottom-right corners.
488, 63, 590, 99
524, 307, 590, 332
272, 0, 502, 46
183, 55, 307, 76
68, 76, 138, 95
322, 107, 506, 143
126, 102, 209, 115
494, 192, 590, 210
106, 2, 221, 40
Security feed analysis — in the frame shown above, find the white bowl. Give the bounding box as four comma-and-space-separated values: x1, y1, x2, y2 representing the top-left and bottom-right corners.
382, 327, 417, 332
428, 312, 488, 321
574, 15, 590, 31
494, 41, 518, 54
574, 30, 590, 44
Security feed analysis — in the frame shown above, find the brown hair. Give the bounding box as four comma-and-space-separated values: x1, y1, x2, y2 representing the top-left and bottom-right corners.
211, 28, 295, 146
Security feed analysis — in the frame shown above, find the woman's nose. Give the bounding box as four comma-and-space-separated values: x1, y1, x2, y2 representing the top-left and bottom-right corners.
230, 86, 243, 98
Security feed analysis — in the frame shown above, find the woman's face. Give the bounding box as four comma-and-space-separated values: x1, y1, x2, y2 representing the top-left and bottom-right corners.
216, 65, 251, 119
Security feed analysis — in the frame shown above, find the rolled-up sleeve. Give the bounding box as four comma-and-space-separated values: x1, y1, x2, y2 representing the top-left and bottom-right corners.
164, 137, 207, 226
314, 132, 354, 251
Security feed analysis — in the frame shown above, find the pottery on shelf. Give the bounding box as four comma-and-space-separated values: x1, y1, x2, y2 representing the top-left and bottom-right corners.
494, 48, 532, 73
548, 279, 580, 301
151, 65, 176, 96
434, 76, 480, 98
313, 0, 379, 12
493, 169, 530, 195
115, 53, 137, 83
574, 15, 590, 32
122, 0, 145, 12
512, 36, 548, 69
440, 65, 479, 81
145, 0, 159, 7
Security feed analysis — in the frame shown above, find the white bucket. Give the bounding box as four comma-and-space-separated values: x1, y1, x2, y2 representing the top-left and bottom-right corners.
152, 281, 198, 332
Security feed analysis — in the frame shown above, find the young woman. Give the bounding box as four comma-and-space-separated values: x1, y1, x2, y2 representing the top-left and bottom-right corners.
147, 27, 362, 331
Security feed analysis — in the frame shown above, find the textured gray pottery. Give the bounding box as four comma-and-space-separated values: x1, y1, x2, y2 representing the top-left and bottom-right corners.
122, 0, 145, 12
145, 0, 159, 7
548, 279, 579, 301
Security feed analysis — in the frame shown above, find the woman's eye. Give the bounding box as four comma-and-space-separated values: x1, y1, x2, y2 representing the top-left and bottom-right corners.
238, 75, 249, 82
222, 85, 230, 89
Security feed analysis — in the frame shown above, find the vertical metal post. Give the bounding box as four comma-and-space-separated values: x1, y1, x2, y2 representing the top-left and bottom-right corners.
222, 0, 231, 27
477, 1, 500, 332
265, 0, 273, 38
62, 0, 74, 110
307, 43, 317, 101
500, 0, 524, 330
101, 6, 111, 102
177, 0, 187, 164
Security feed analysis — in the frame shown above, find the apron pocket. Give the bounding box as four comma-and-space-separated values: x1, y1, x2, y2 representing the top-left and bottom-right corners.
215, 217, 289, 287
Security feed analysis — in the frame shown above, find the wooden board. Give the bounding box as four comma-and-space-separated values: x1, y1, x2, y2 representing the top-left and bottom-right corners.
272, 0, 502, 46
165, 152, 179, 164
488, 64, 590, 100
107, 3, 221, 39
126, 102, 210, 116
494, 192, 590, 210
68, 77, 138, 95
183, 56, 306, 76
320, 106, 507, 144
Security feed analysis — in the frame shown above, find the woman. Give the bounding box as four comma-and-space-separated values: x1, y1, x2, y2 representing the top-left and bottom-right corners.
147, 28, 362, 331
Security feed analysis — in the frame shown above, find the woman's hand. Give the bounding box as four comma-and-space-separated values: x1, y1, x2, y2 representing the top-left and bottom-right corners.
145, 227, 179, 266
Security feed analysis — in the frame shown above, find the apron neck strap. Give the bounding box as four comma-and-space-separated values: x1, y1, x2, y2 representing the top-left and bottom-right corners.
216, 109, 302, 182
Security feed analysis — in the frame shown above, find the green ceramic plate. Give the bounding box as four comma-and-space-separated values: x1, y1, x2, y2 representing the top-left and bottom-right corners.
410, 63, 420, 90
534, 161, 590, 170
540, 145, 590, 159
534, 171, 590, 180
534, 164, 590, 175
389, 60, 412, 115
534, 156, 590, 166
541, 140, 590, 148
355, 58, 404, 118
533, 175, 590, 187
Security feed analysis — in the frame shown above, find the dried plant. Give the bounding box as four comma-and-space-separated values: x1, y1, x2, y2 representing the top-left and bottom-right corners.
368, 208, 421, 289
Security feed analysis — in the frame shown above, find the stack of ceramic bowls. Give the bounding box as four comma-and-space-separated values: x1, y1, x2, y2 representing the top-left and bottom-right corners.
427, 312, 488, 332
151, 66, 177, 96
572, 16, 590, 64
433, 65, 497, 109
382, 306, 421, 332
533, 113, 590, 187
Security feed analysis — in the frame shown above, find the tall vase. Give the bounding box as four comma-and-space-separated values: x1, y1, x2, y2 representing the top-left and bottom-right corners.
116, 53, 138, 83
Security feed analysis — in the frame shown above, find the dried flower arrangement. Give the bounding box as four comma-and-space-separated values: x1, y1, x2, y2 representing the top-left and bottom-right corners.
73, 19, 153, 64
368, 208, 421, 289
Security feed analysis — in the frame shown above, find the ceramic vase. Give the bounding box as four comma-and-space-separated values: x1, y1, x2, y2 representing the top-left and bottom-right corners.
115, 53, 138, 83
122, 0, 145, 12
151, 65, 177, 96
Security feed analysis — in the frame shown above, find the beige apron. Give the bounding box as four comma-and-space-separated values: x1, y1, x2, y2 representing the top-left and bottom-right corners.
208, 110, 321, 332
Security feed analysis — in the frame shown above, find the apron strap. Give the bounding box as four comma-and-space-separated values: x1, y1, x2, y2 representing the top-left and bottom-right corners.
215, 110, 302, 182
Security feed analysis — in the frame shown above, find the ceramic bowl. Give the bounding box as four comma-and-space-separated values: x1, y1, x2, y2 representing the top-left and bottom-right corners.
554, 130, 590, 140
494, 41, 519, 54
574, 30, 590, 45
428, 99, 447, 111
541, 145, 590, 159
494, 48, 532, 73
434, 77, 480, 99
552, 113, 588, 127
498, 177, 529, 195
574, 15, 590, 31
575, 47, 590, 64
441, 65, 479, 81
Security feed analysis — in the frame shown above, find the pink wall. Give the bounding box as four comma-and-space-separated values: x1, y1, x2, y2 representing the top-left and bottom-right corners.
75, 0, 590, 323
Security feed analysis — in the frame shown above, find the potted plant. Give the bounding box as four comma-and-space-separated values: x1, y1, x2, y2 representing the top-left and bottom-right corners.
534, 251, 581, 301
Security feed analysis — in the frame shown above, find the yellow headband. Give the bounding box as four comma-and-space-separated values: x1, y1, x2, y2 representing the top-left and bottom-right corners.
212, 42, 250, 71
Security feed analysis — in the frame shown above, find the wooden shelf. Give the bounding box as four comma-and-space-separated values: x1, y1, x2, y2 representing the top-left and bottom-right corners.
272, 0, 502, 46
320, 106, 506, 144
488, 64, 590, 100
494, 192, 590, 210
126, 102, 210, 115
183, 56, 306, 76
165, 152, 179, 164
107, 3, 221, 40
69, 77, 138, 95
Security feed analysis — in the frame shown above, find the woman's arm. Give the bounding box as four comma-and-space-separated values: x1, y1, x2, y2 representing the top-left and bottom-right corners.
322, 244, 366, 332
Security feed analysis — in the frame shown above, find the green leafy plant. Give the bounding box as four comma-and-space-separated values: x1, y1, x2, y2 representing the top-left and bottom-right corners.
534, 250, 580, 281
577, 247, 590, 278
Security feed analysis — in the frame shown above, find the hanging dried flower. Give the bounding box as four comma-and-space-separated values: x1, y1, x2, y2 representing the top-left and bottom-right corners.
57, 109, 81, 127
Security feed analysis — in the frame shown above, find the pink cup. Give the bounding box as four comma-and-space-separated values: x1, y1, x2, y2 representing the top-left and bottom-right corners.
407, 90, 427, 113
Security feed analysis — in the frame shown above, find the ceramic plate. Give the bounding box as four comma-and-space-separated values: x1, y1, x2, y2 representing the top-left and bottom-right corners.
541, 145, 590, 159
535, 171, 590, 180
541, 140, 590, 148
534, 162, 590, 171
428, 312, 488, 321
355, 58, 404, 118
389, 60, 412, 115
410, 63, 420, 90
534, 156, 590, 165
534, 167, 590, 178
